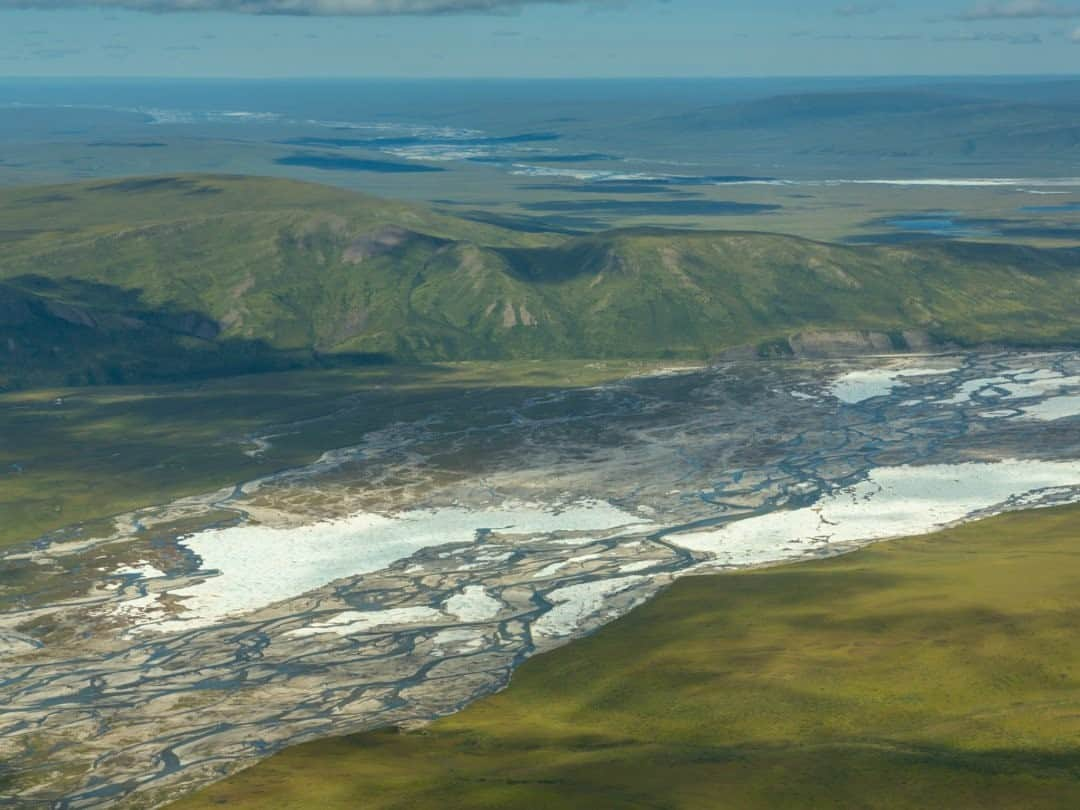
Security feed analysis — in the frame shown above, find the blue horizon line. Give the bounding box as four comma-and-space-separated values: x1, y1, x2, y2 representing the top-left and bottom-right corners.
2, 72, 1080, 83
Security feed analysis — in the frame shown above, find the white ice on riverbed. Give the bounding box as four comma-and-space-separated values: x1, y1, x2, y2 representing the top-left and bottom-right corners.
119, 500, 649, 632
431, 626, 488, 652
443, 586, 503, 622
941, 372, 1080, 406
287, 606, 443, 638
619, 560, 661, 573
111, 562, 166, 579
979, 410, 1018, 419
532, 576, 647, 639
1018, 395, 1080, 421
941, 377, 1009, 405
531, 551, 605, 579
1002, 375, 1080, 400
670, 459, 1080, 567
828, 367, 957, 404
532, 561, 570, 579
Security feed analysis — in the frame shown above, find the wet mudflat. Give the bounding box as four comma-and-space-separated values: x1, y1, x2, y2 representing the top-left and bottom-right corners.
3, 351, 1080, 808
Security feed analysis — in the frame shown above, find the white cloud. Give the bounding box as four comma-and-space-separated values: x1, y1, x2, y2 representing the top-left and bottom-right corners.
0, 0, 610, 15
834, 1, 892, 15
958, 0, 1080, 19
934, 30, 1043, 42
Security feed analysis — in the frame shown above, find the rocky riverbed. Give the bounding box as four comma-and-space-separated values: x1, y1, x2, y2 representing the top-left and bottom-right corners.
3, 351, 1080, 808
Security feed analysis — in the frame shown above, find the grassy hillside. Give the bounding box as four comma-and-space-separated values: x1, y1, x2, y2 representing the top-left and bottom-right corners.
173, 504, 1080, 810
3, 174, 1080, 387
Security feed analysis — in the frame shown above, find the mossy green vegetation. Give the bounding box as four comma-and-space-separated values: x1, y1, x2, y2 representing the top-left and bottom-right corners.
0, 359, 649, 549
174, 504, 1080, 809
3, 174, 1080, 388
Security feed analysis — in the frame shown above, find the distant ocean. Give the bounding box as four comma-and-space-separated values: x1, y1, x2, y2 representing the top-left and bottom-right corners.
2, 76, 1078, 205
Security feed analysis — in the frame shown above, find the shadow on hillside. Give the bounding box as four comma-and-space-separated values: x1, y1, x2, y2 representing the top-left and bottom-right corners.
413, 739, 1080, 807
521, 199, 782, 216
0, 274, 393, 390
444, 207, 603, 234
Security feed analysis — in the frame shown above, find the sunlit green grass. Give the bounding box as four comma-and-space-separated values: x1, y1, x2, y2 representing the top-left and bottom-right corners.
174, 504, 1080, 809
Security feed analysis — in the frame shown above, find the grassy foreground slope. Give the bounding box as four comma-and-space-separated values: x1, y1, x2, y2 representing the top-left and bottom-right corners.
3, 174, 1080, 387
176, 505, 1080, 810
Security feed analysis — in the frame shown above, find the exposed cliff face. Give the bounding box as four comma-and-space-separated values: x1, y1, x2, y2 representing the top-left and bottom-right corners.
716, 330, 953, 361
785, 329, 952, 358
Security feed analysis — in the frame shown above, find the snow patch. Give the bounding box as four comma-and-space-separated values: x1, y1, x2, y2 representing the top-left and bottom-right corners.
1018, 395, 1080, 422
287, 607, 443, 638
121, 500, 647, 633
443, 586, 503, 622
669, 459, 1080, 567
533, 576, 647, 638
828, 367, 956, 404
112, 562, 166, 579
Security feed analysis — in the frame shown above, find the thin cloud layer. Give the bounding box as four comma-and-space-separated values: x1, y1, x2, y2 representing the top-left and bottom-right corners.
935, 30, 1043, 43
834, 2, 892, 16
0, 0, 605, 14
958, 0, 1080, 18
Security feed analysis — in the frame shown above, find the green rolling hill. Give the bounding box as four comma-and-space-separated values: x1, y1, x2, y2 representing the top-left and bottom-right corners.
2, 173, 1080, 388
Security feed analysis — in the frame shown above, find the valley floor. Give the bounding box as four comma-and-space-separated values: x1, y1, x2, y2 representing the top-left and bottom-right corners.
171, 502, 1080, 810
2, 352, 1080, 807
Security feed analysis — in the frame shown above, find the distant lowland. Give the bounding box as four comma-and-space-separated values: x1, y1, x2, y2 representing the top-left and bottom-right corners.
3, 77, 1080, 245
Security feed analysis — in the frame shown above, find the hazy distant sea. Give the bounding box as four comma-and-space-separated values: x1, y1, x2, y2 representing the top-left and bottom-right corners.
2, 76, 1077, 186
2, 76, 1079, 240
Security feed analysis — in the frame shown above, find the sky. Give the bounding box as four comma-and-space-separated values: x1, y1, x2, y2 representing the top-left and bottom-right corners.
0, 0, 1079, 78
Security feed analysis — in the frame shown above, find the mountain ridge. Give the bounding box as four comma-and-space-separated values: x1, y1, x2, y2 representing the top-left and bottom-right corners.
2, 174, 1079, 388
